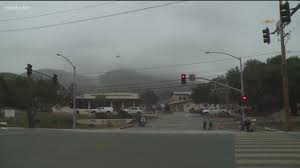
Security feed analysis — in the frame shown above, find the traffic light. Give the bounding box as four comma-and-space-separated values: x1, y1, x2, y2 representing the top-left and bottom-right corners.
26, 64, 32, 77
280, 1, 291, 24
181, 74, 186, 84
53, 74, 58, 85
262, 27, 270, 44
69, 97, 73, 108
241, 95, 248, 103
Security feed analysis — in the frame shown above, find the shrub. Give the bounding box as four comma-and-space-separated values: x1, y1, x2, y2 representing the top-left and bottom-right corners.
95, 113, 108, 119
118, 110, 132, 119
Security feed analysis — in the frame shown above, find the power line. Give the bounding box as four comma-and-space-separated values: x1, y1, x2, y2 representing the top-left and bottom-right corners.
78, 74, 220, 92
0, 1, 185, 32
0, 1, 119, 22
78, 50, 300, 76
80, 82, 206, 93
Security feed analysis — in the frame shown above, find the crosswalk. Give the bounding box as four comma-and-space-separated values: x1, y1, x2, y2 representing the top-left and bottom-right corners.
234, 132, 300, 168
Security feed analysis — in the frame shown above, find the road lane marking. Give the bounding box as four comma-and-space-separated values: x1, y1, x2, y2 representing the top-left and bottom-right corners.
236, 153, 300, 157
235, 145, 300, 148
235, 148, 300, 152
235, 139, 299, 142
235, 142, 300, 145
236, 159, 300, 165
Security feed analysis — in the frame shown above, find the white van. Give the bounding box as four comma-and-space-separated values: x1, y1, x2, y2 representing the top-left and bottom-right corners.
91, 107, 113, 113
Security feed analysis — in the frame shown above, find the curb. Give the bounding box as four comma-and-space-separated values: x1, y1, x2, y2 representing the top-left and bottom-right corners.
120, 124, 135, 129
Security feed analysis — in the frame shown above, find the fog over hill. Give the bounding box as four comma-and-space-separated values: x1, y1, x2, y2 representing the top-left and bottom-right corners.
17, 68, 195, 99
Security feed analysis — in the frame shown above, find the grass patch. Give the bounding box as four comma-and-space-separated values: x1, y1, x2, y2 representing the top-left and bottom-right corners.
0, 112, 92, 128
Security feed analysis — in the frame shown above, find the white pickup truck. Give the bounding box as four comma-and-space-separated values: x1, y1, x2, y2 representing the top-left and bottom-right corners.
91, 107, 113, 113
202, 107, 227, 114
124, 107, 144, 114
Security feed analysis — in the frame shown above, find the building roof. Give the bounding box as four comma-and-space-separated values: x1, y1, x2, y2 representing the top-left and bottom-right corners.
172, 91, 192, 96
78, 92, 141, 100
168, 100, 193, 105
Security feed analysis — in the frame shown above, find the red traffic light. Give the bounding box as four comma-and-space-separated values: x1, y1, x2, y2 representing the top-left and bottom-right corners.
181, 74, 186, 79
181, 74, 186, 84
241, 95, 248, 102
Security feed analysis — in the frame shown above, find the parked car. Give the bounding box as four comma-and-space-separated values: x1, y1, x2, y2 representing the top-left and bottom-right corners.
91, 107, 113, 113
124, 107, 144, 114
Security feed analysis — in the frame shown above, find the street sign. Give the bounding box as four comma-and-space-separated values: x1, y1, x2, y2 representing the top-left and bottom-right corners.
4, 109, 15, 118
188, 74, 196, 81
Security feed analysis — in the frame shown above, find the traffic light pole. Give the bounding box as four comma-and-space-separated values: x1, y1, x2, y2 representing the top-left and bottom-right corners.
56, 53, 76, 129
240, 58, 245, 123
279, 0, 290, 127
73, 67, 76, 129
205, 51, 245, 122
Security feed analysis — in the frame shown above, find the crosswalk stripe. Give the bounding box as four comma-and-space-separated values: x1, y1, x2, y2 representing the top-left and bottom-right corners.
236, 153, 300, 157
235, 148, 300, 152
236, 167, 300, 168
234, 133, 300, 168
235, 142, 300, 145
234, 137, 292, 140
235, 139, 299, 142
235, 145, 300, 148
236, 159, 300, 165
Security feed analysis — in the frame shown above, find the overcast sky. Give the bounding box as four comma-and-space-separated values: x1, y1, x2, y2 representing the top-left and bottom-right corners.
0, 1, 299, 78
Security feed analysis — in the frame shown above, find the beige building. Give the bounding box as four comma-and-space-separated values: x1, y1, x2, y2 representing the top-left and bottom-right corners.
76, 92, 142, 111
167, 92, 204, 112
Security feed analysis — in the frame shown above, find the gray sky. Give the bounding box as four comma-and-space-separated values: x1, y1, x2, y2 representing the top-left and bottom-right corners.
0, 1, 299, 78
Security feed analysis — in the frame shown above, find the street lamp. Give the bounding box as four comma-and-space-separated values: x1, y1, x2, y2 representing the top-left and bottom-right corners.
56, 53, 76, 129
205, 51, 245, 122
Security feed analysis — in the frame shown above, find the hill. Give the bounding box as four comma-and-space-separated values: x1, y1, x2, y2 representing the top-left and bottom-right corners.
20, 69, 99, 92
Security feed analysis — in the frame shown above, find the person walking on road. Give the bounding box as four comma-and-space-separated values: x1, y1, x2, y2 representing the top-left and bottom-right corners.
203, 119, 207, 130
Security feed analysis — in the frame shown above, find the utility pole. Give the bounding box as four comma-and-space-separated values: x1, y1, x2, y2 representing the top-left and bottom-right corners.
279, 0, 290, 127
226, 80, 229, 113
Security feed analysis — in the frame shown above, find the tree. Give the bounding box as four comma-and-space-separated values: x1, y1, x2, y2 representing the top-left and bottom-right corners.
0, 75, 63, 127
141, 90, 159, 110
191, 84, 210, 103
224, 55, 300, 116
226, 66, 241, 103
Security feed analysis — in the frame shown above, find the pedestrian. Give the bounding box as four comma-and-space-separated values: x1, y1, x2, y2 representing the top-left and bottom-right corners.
208, 119, 213, 130
241, 116, 245, 131
136, 113, 142, 126
244, 118, 251, 132
203, 119, 207, 130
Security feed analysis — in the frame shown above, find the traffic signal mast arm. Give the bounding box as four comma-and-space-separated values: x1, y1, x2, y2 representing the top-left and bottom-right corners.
290, 2, 300, 17
194, 77, 242, 93
30, 69, 53, 78
25, 66, 58, 85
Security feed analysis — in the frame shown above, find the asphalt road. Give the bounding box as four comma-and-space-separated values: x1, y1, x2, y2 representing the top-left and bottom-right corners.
134, 112, 205, 130
1, 112, 300, 168
0, 129, 234, 168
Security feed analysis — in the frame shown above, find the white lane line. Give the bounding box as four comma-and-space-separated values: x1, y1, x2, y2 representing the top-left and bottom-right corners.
235, 145, 300, 148
235, 148, 300, 152
235, 139, 298, 142
235, 142, 300, 145
236, 159, 300, 165
236, 153, 300, 157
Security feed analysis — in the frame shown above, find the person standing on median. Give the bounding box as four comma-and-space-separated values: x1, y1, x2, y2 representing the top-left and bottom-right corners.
208, 118, 213, 130
203, 118, 207, 130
